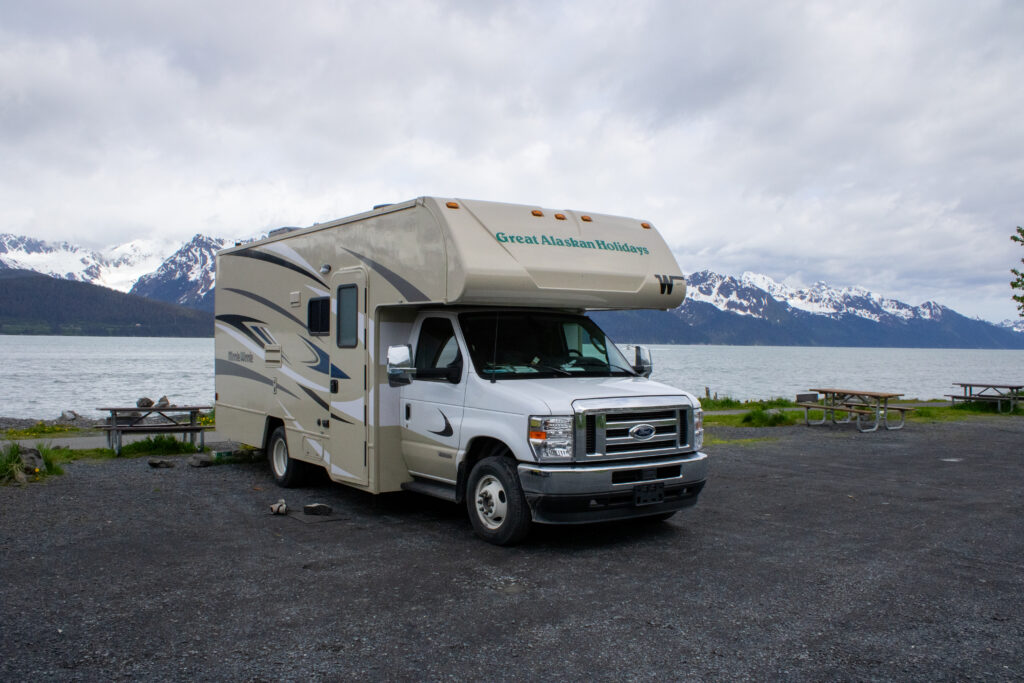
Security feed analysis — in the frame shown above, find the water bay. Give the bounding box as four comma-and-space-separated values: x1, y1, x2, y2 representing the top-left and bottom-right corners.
1, 335, 1023, 419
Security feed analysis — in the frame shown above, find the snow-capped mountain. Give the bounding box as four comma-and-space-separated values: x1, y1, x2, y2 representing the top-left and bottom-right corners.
999, 318, 1024, 334
685, 270, 947, 324
0, 233, 170, 292
129, 235, 229, 312
3, 228, 1022, 347
593, 270, 1024, 349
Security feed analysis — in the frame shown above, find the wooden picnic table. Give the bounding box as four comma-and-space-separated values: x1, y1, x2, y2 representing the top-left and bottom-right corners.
948, 382, 1023, 414
96, 405, 212, 455
800, 388, 910, 432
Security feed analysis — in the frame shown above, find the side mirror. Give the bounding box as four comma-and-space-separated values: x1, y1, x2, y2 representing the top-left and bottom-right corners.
634, 346, 653, 378
387, 344, 415, 387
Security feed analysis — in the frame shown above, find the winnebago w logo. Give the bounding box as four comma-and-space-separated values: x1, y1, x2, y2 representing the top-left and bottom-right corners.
655, 274, 686, 295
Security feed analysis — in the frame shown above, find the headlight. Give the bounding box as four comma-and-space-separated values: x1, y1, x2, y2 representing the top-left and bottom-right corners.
528, 415, 574, 462
694, 408, 704, 449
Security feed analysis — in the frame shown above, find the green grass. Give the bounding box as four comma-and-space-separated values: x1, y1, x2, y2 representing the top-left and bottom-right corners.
4, 422, 79, 440
2, 435, 208, 484
701, 396, 796, 411
740, 407, 799, 427
120, 435, 202, 456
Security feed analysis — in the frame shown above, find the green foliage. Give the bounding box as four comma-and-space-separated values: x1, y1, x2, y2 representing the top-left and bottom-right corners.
700, 396, 745, 410
741, 407, 798, 427
4, 422, 77, 439
0, 443, 23, 484
1, 442, 73, 484
120, 435, 202, 455
1013, 226, 1024, 317
198, 409, 215, 426
701, 396, 795, 411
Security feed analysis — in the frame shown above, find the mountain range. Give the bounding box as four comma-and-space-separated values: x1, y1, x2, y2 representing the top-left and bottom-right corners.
2, 232, 1022, 347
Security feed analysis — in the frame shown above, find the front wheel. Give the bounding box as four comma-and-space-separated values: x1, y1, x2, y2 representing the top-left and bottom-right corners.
268, 426, 305, 487
466, 453, 531, 546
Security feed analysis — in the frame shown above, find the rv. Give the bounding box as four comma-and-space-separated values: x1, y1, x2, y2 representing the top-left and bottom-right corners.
214, 197, 707, 544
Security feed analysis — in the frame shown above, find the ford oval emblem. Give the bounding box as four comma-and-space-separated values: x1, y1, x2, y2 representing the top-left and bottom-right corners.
629, 424, 656, 441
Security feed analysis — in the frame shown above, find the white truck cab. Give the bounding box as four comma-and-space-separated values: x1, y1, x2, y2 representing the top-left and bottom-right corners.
215, 197, 707, 545
388, 308, 706, 544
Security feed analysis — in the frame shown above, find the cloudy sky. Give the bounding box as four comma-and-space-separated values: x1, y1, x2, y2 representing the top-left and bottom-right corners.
2, 0, 1022, 321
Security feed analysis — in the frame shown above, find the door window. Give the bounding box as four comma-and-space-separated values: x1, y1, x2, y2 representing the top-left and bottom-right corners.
336, 285, 358, 348
414, 318, 463, 382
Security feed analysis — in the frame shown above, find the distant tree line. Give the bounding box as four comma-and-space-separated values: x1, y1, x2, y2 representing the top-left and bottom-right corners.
0, 269, 213, 337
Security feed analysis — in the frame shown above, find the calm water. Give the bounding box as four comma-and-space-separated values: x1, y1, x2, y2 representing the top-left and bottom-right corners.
1, 336, 1023, 418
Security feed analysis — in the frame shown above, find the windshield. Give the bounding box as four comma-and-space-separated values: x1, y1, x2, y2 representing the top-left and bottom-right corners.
458, 311, 636, 379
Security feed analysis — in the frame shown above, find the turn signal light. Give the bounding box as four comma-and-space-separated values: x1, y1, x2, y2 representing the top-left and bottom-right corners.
529, 430, 547, 440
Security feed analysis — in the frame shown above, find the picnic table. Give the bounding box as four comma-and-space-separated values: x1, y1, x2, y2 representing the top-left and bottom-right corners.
947, 382, 1023, 413
797, 388, 911, 433
96, 405, 212, 455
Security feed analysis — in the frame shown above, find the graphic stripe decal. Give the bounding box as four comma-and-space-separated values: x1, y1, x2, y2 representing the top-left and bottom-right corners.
297, 385, 353, 424
230, 248, 326, 286
215, 359, 300, 399
341, 248, 428, 302
223, 287, 305, 328
216, 314, 269, 348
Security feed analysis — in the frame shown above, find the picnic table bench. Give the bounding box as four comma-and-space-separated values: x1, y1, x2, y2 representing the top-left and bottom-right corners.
96, 405, 212, 455
946, 382, 1023, 414
797, 389, 913, 433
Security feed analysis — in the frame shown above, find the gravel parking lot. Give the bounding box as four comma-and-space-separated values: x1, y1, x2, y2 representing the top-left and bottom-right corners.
2, 417, 1023, 680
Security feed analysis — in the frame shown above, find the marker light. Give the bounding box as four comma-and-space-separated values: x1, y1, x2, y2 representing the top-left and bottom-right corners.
446, 202, 460, 209
531, 209, 544, 217
581, 215, 593, 222
641, 222, 652, 229
554, 213, 567, 220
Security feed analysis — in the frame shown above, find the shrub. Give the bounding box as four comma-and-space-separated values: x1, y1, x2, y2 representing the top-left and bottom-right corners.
741, 407, 797, 427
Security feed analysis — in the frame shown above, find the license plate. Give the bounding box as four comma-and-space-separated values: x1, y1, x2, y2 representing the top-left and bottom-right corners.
633, 482, 665, 506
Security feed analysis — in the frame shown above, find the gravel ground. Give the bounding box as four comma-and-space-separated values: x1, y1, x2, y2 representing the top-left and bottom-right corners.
2, 417, 1023, 680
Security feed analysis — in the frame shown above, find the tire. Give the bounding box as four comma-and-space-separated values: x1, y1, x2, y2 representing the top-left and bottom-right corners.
267, 426, 304, 487
466, 453, 532, 546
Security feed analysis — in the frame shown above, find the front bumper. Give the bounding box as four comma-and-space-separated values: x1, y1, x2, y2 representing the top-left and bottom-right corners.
517, 452, 708, 524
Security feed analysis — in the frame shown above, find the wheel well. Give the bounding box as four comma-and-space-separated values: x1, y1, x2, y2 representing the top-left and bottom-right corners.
457, 437, 512, 503
263, 416, 284, 452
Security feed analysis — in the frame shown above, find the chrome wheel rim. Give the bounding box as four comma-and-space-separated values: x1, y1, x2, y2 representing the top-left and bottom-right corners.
474, 474, 507, 530
272, 438, 288, 477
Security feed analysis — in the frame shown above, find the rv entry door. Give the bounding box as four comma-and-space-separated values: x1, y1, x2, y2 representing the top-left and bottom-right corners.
327, 268, 369, 486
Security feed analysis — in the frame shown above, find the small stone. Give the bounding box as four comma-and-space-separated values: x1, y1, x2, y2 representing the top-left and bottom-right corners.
19, 448, 46, 474
136, 397, 154, 408
303, 503, 332, 516
187, 454, 213, 467
155, 396, 170, 408
270, 499, 287, 515
148, 458, 175, 468
61, 410, 80, 421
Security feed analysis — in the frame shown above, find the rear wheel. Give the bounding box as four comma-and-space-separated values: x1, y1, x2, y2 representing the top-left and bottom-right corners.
268, 426, 305, 487
466, 453, 531, 546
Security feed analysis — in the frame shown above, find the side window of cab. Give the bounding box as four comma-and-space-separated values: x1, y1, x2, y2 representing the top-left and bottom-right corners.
414, 318, 463, 382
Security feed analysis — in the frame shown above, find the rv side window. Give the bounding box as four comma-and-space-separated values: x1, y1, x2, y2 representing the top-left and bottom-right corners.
336, 285, 358, 348
307, 297, 329, 336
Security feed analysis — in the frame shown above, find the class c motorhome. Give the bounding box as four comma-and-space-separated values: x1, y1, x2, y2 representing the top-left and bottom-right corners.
214, 197, 707, 544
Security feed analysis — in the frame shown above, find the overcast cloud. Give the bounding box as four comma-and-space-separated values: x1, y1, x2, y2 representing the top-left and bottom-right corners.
1, 0, 1022, 321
